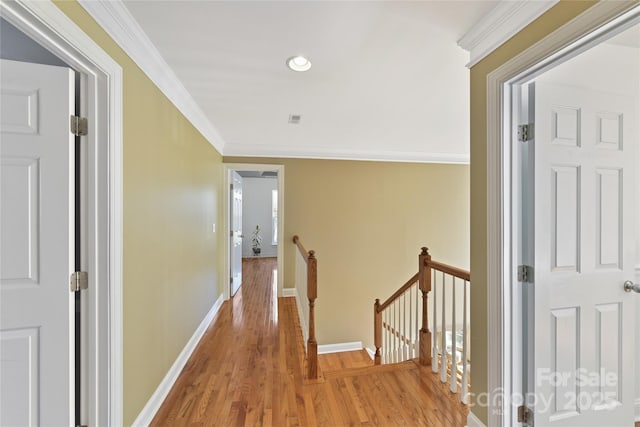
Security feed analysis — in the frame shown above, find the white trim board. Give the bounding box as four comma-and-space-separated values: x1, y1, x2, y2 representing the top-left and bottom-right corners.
364, 347, 375, 360
458, 0, 559, 68
282, 288, 297, 298
485, 3, 640, 427
466, 411, 487, 427
317, 342, 363, 355
0, 1, 124, 425
288, 287, 309, 346
77, 0, 225, 154
223, 143, 470, 165
132, 295, 224, 427
635, 397, 640, 421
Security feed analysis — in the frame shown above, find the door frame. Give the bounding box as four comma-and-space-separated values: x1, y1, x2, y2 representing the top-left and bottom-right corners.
222, 164, 285, 301
0, 1, 124, 425
485, 2, 640, 426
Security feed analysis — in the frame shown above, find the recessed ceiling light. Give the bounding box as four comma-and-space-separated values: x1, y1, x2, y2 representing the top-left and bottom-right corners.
286, 56, 312, 72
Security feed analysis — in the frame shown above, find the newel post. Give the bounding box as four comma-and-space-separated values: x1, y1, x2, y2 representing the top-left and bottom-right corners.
419, 247, 432, 366
374, 299, 382, 365
307, 250, 318, 379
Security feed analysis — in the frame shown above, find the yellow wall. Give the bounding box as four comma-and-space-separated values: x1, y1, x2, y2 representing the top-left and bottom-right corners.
54, 3, 224, 424
225, 157, 469, 349
469, 1, 597, 423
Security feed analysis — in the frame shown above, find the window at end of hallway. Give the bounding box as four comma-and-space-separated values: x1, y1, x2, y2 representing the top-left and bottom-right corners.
272, 189, 278, 245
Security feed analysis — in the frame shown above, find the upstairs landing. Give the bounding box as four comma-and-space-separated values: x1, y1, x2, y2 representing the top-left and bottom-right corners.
152, 258, 469, 426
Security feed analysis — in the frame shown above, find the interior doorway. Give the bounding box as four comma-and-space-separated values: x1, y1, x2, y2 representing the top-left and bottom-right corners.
223, 164, 284, 301
509, 16, 640, 427
0, 2, 123, 425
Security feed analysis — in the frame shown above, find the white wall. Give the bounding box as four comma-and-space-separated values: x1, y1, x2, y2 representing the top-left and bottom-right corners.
242, 177, 277, 258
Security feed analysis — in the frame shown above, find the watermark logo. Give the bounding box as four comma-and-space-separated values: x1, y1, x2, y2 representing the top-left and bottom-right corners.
468, 368, 620, 415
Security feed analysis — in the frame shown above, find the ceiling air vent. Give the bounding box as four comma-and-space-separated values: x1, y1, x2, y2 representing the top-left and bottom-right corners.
288, 114, 301, 124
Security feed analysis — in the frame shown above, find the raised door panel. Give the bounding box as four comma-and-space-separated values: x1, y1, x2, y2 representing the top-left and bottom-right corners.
0, 59, 75, 426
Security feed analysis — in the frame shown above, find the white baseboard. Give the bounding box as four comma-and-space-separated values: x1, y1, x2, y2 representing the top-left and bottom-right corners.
635, 397, 640, 421
318, 341, 363, 354
131, 295, 224, 426
466, 411, 486, 427
284, 287, 309, 344
282, 288, 296, 297
365, 347, 375, 360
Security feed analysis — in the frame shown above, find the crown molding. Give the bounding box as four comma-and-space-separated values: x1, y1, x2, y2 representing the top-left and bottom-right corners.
223, 143, 470, 164
78, 0, 470, 164
458, 0, 559, 68
77, 0, 226, 154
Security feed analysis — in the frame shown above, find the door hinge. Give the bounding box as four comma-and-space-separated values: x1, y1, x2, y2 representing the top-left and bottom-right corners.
517, 405, 533, 424
70, 115, 88, 136
70, 271, 88, 292
517, 124, 533, 142
518, 265, 533, 283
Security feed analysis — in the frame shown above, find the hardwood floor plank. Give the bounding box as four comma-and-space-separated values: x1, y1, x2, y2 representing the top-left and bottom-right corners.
151, 257, 469, 426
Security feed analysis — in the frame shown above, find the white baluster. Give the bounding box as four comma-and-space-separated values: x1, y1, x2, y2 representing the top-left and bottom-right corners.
393, 301, 397, 363
432, 270, 438, 373
388, 304, 392, 363
382, 310, 386, 364
384, 308, 388, 364
462, 280, 469, 404
409, 284, 413, 359
386, 308, 390, 364
385, 309, 389, 364
450, 276, 457, 393
403, 292, 407, 360
440, 272, 447, 383
415, 284, 420, 359
396, 298, 400, 362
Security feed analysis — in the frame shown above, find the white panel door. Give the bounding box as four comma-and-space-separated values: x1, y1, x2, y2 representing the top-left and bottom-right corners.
533, 81, 637, 426
230, 171, 243, 296
0, 59, 75, 426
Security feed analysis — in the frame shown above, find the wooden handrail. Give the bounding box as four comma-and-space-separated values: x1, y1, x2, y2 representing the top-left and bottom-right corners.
427, 259, 470, 282
377, 272, 419, 312
292, 235, 309, 261
292, 235, 318, 380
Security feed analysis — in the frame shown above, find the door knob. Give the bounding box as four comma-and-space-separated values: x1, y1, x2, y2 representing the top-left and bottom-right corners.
623, 280, 640, 293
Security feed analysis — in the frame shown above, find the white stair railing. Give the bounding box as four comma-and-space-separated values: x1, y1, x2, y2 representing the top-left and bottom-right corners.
374, 247, 471, 405
430, 260, 471, 404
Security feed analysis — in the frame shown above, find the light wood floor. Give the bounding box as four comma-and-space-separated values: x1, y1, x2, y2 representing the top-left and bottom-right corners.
151, 257, 468, 426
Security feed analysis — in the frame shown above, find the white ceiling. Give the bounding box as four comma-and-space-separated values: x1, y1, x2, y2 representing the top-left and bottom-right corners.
121, 1, 500, 162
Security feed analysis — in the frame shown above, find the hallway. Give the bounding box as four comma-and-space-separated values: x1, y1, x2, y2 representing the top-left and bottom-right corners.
151, 257, 468, 426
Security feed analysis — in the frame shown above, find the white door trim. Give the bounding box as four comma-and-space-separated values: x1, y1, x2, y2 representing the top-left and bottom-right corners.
0, 1, 124, 425
222, 164, 285, 301
485, 2, 640, 426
